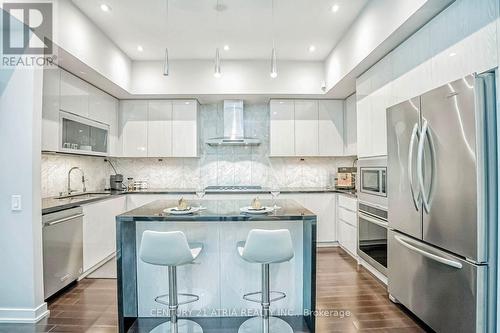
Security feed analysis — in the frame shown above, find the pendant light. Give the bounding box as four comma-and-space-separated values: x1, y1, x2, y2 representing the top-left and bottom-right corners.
213, 0, 222, 78
270, 48, 277, 78
163, 0, 170, 76
214, 48, 222, 78
163, 48, 169, 76
270, 0, 277, 78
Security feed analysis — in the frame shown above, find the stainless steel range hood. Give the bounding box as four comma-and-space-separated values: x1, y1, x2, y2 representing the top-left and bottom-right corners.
206, 100, 261, 146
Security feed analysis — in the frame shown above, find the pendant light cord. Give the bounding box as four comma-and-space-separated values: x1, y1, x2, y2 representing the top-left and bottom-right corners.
216, 0, 220, 46
166, 0, 169, 41
271, 0, 275, 48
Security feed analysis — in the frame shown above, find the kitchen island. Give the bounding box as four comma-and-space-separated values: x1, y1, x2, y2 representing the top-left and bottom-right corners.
116, 199, 317, 333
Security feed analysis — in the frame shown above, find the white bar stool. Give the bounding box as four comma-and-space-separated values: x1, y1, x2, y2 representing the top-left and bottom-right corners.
237, 229, 294, 333
139, 230, 203, 333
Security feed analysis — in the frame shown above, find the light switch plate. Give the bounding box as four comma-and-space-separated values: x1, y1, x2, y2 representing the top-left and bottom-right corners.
11, 195, 22, 211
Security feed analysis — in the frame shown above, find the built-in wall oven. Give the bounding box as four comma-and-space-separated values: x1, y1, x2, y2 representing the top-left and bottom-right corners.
357, 156, 388, 276
358, 202, 388, 276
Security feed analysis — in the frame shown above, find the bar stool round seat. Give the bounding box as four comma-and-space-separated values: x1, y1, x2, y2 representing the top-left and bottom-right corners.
237, 229, 294, 333
140, 230, 203, 333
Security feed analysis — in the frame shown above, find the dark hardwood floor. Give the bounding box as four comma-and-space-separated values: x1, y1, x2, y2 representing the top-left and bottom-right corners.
315, 248, 428, 332
0, 247, 428, 333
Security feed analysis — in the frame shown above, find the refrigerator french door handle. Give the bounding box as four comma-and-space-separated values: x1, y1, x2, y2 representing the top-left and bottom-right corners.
417, 119, 437, 213
394, 235, 463, 269
408, 123, 421, 211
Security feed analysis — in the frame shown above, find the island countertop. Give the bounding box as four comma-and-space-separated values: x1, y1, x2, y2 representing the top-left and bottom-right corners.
117, 199, 316, 222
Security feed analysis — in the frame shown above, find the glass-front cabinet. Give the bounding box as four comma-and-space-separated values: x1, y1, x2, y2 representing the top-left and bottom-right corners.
60, 111, 109, 155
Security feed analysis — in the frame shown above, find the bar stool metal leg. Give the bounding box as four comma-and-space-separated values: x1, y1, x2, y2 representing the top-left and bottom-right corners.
149, 266, 203, 333
238, 264, 293, 333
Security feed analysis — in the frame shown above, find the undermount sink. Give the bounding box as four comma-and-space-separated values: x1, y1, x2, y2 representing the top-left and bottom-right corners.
56, 192, 111, 200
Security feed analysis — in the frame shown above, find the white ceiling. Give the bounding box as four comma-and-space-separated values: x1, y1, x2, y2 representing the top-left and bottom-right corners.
71, 0, 367, 61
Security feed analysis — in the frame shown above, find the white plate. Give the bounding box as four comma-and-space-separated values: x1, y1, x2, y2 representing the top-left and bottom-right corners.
240, 206, 274, 214
163, 207, 200, 215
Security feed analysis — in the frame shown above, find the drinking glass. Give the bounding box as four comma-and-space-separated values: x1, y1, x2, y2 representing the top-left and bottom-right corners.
196, 186, 206, 209
270, 186, 280, 210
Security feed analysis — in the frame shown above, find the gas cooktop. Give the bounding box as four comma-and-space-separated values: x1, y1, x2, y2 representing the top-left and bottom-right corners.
205, 185, 263, 192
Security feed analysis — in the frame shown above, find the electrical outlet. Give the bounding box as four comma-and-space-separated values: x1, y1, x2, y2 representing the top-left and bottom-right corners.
11, 195, 22, 211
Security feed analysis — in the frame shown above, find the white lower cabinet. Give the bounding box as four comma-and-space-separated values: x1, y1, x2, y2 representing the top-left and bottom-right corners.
338, 220, 357, 256
336, 195, 358, 258
82, 196, 126, 272
281, 193, 337, 244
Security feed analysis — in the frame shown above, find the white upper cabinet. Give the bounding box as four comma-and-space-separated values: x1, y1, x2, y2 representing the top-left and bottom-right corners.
102, 95, 119, 156
88, 85, 111, 124
356, 88, 388, 158
371, 87, 388, 157
270, 99, 353, 157
120, 100, 148, 157
344, 94, 357, 156
42, 67, 119, 156
295, 100, 319, 156
318, 100, 344, 156
118, 99, 198, 158
270, 100, 295, 156
148, 100, 173, 157
42, 66, 60, 152
60, 69, 89, 118
356, 97, 372, 158
172, 100, 199, 157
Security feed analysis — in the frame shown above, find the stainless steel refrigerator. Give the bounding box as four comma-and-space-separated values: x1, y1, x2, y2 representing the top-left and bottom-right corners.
386, 72, 497, 333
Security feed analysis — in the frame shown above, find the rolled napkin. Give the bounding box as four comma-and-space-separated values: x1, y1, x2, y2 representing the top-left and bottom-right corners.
251, 197, 264, 210
177, 197, 189, 210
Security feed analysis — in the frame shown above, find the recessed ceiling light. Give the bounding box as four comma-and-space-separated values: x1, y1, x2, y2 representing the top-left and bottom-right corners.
331, 4, 339, 12
308, 45, 316, 53
449, 52, 457, 57
137, 45, 144, 52
100, 4, 111, 12
223, 45, 230, 51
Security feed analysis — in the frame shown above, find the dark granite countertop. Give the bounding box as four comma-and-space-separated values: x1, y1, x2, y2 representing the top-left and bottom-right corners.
127, 187, 357, 196
43, 187, 356, 215
117, 199, 316, 222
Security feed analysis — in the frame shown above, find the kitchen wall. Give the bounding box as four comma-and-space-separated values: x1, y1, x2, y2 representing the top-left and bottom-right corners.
356, 0, 499, 157
41, 103, 356, 197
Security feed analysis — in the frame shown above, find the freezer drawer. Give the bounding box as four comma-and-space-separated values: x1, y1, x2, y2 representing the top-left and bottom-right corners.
388, 230, 487, 333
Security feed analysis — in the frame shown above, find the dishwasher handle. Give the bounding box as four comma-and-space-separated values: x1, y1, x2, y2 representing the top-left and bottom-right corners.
44, 213, 84, 227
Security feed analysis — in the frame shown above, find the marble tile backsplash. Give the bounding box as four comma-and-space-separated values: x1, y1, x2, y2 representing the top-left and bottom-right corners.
42, 103, 356, 197
41, 153, 113, 197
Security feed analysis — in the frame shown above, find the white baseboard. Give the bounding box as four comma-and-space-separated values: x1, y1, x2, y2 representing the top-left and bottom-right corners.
317, 241, 339, 248
78, 252, 116, 280
0, 302, 49, 323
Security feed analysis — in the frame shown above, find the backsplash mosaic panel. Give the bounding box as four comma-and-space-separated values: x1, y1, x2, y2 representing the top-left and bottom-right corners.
42, 103, 356, 197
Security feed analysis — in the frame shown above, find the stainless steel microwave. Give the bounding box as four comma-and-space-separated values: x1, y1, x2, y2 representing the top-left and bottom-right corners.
357, 156, 388, 208
59, 111, 109, 156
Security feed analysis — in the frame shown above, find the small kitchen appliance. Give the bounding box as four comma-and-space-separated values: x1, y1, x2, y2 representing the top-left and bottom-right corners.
335, 167, 357, 190
110, 174, 125, 191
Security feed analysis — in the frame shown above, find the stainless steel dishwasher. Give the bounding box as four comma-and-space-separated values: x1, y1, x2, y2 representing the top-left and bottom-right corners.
42, 207, 84, 299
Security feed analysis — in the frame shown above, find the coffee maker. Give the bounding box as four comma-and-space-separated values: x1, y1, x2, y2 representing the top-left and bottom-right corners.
335, 167, 357, 190
110, 174, 125, 191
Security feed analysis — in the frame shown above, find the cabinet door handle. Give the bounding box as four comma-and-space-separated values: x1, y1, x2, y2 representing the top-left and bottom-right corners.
44, 213, 84, 227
